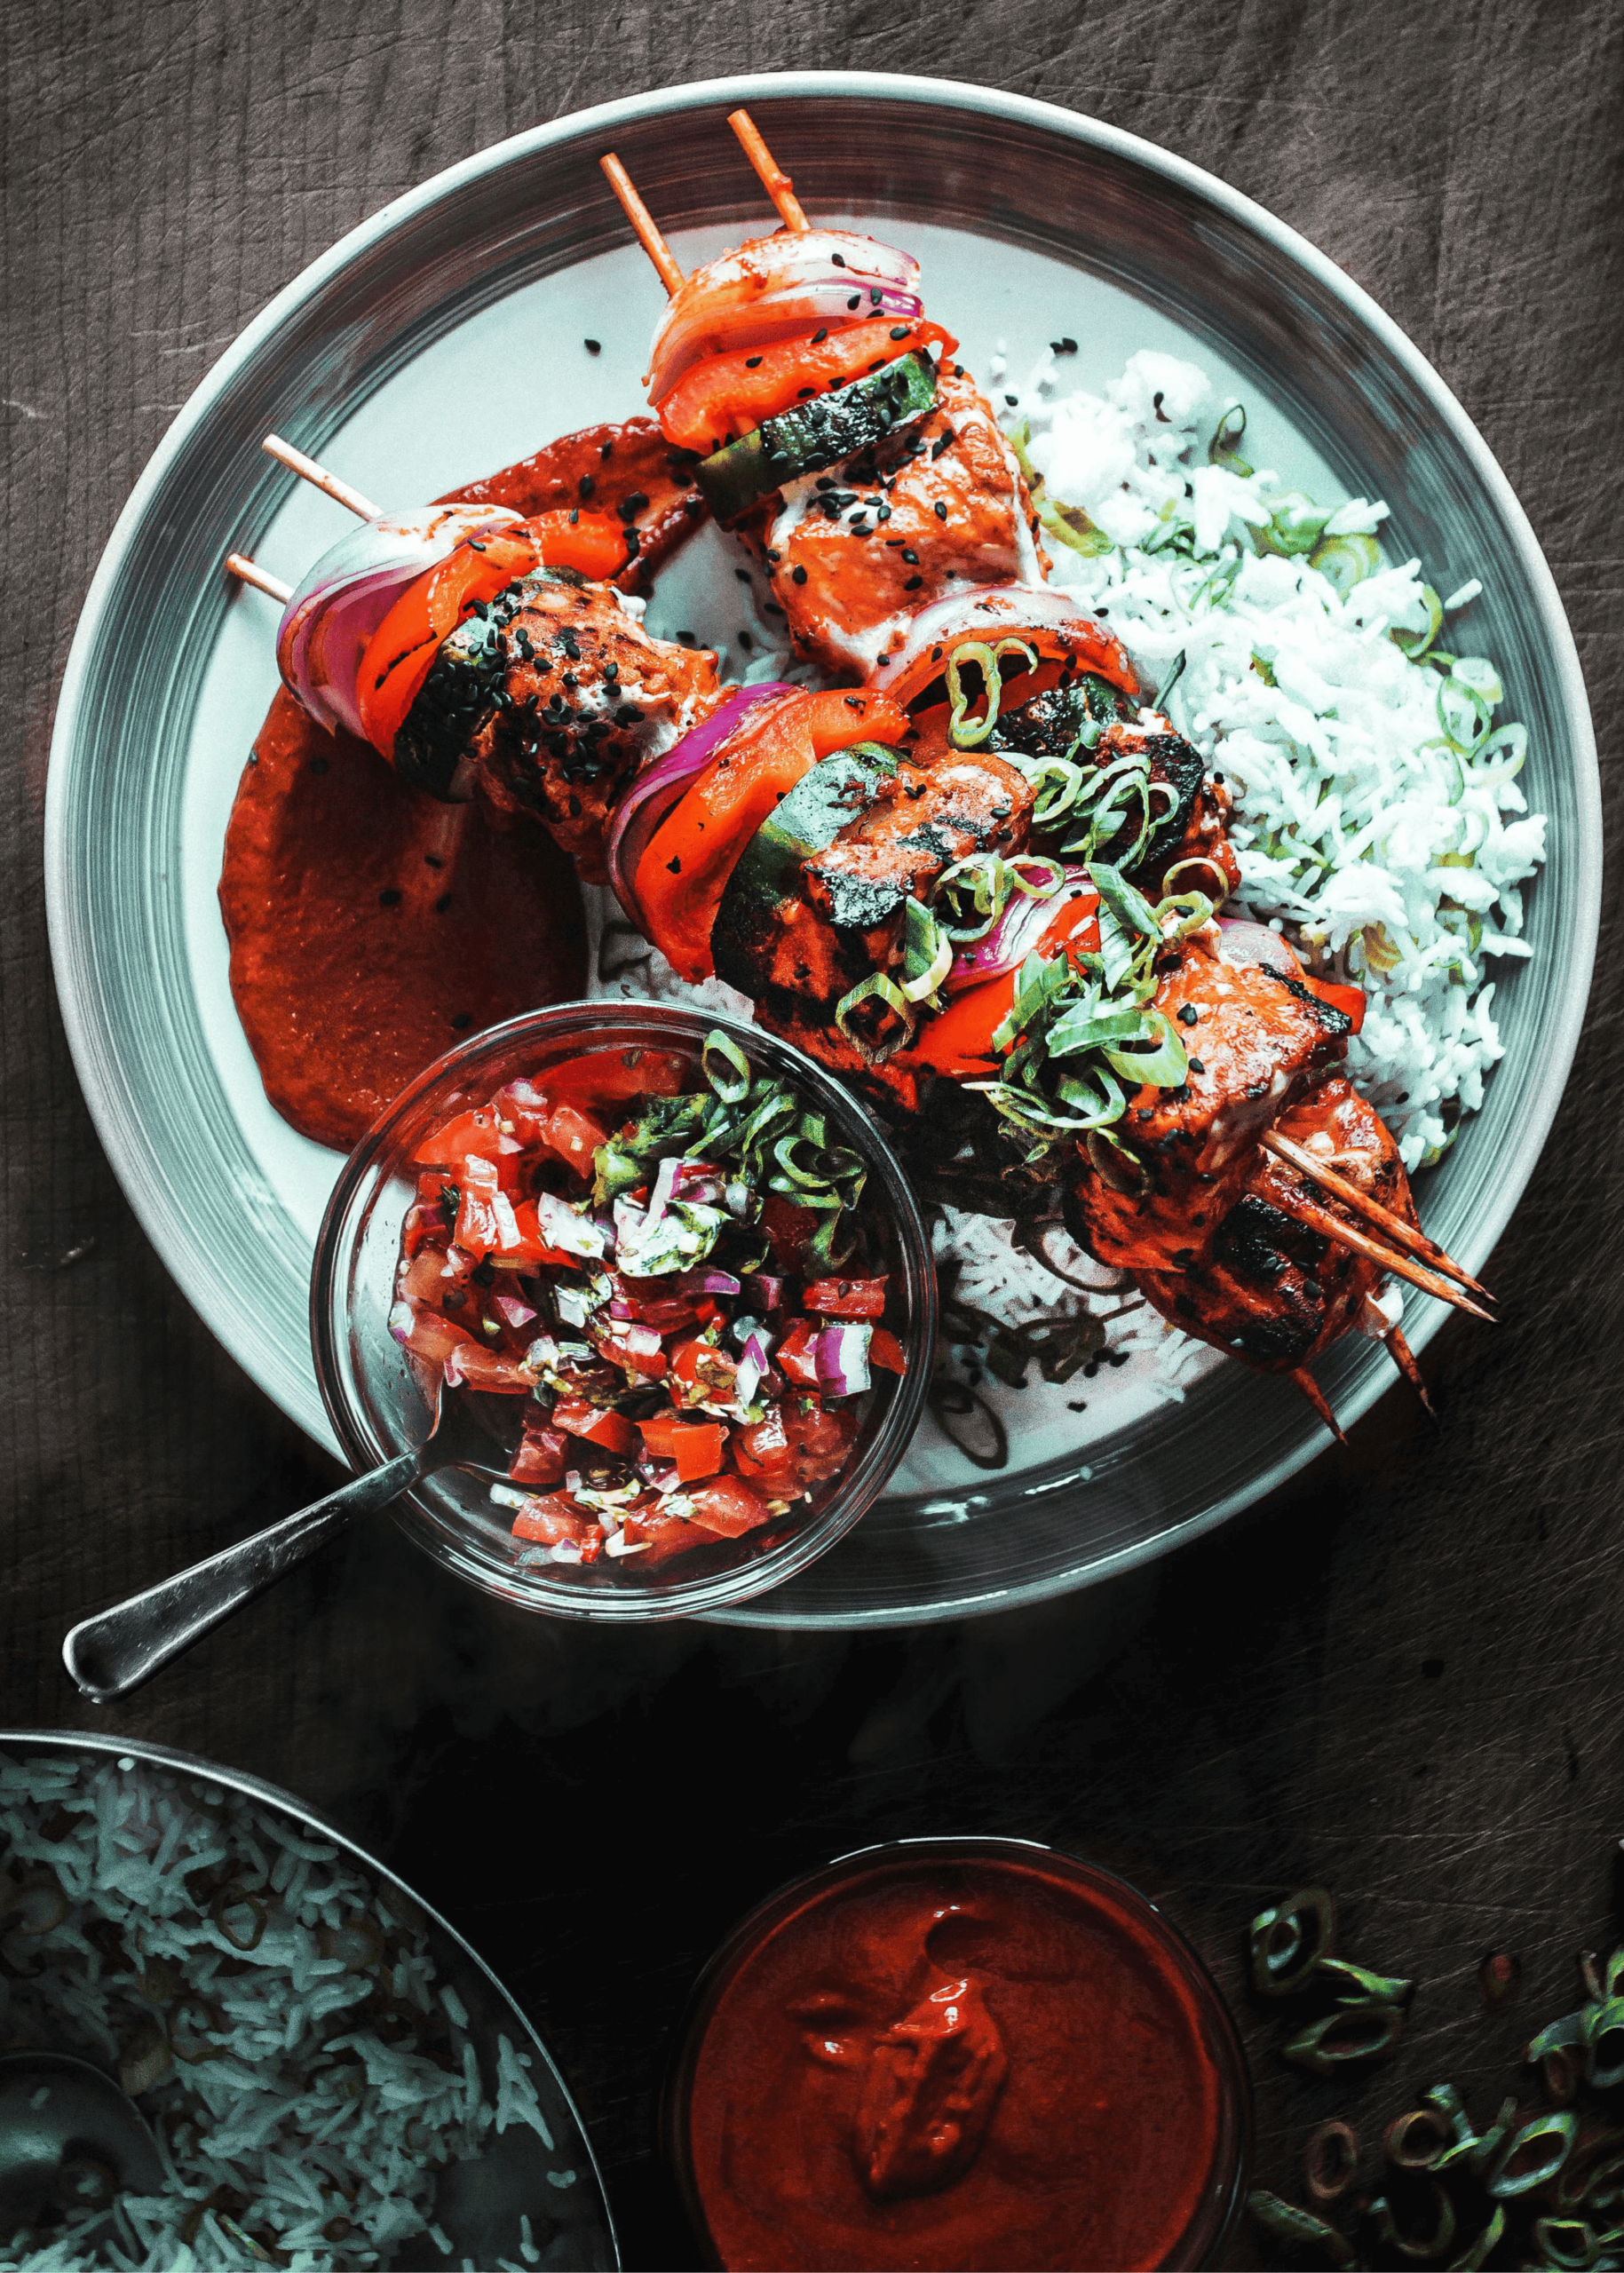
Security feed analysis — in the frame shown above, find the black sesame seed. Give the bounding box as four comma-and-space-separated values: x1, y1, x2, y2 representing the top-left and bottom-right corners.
904, 574, 923, 590
934, 501, 948, 520
450, 1013, 474, 1031
578, 474, 595, 498
901, 548, 918, 565
830, 252, 846, 267
435, 892, 453, 914
378, 888, 402, 907
846, 295, 860, 310
666, 855, 681, 875
584, 338, 601, 354
791, 564, 808, 584
1004, 392, 1018, 407
812, 329, 828, 345
890, 325, 909, 340
744, 354, 763, 368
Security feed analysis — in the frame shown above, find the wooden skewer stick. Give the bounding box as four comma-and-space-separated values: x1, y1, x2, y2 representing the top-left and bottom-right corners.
1384, 1327, 1437, 1422
1261, 1127, 1490, 1299
262, 433, 381, 521
599, 153, 685, 296
226, 553, 292, 604
1268, 1187, 1495, 1323
727, 108, 808, 233
1289, 1367, 1345, 1444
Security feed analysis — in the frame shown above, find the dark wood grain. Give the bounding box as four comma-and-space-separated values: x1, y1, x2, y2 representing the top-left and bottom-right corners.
4, 1, 1622, 2263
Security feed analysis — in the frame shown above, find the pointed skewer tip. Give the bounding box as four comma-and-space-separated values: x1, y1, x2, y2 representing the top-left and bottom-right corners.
727, 107, 809, 233
261, 434, 381, 522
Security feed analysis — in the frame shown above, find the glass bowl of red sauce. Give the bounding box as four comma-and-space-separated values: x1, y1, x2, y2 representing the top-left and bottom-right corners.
663, 1836, 1251, 2271
311, 1000, 937, 1620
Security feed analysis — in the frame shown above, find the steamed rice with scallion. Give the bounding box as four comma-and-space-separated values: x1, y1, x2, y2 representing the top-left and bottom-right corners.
0, 1750, 574, 2272
594, 343, 1546, 1468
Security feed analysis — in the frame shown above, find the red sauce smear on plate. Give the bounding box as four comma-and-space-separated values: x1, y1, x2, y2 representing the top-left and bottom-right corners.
218, 423, 706, 1153
683, 1850, 1230, 2271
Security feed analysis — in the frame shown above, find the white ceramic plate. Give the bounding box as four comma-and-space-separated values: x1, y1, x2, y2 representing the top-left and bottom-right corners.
46, 73, 1599, 1628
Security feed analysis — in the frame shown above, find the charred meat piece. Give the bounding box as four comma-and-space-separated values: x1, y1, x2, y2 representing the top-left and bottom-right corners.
803, 753, 1034, 931
1071, 934, 1355, 1276
1135, 1076, 1413, 1369
400, 570, 721, 883
756, 369, 1049, 681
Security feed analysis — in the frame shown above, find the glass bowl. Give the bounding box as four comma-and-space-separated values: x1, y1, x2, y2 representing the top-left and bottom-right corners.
311, 1000, 937, 1621
661, 1835, 1251, 2271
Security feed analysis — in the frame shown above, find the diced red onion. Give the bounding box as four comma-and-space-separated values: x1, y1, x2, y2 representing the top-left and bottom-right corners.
812, 1321, 873, 1398
867, 585, 1140, 710
646, 229, 922, 400
741, 1274, 786, 1313
664, 1265, 740, 1295
606, 683, 796, 929
638, 1454, 682, 1493
276, 503, 524, 741
534, 1189, 607, 1259
388, 1301, 415, 1346
733, 1326, 774, 1411
492, 1293, 536, 1330
945, 865, 1096, 995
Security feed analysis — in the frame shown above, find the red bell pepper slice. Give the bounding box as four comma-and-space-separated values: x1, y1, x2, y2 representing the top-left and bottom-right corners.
528, 509, 630, 582
356, 527, 540, 758
655, 318, 960, 454
638, 1415, 728, 1481
902, 885, 1102, 1079
636, 688, 911, 982
510, 1493, 601, 1550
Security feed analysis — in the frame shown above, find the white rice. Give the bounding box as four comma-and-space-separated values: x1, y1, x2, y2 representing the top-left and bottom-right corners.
590, 345, 1545, 1465
0, 1752, 574, 2271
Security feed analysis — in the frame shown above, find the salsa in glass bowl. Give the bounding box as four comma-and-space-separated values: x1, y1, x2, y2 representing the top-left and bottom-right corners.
312, 1002, 936, 1620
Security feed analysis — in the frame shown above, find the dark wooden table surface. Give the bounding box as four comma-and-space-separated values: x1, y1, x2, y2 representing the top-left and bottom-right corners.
4, 2, 1622, 2264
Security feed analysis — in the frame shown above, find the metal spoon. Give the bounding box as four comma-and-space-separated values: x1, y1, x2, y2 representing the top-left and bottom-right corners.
0, 2051, 164, 2231
62, 1392, 507, 1702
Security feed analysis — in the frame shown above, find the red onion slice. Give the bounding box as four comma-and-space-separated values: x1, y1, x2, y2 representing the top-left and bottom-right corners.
1217, 916, 1301, 977
945, 865, 1097, 994
605, 682, 797, 929
812, 1321, 873, 1398
647, 229, 921, 400
867, 584, 1141, 710
275, 503, 522, 740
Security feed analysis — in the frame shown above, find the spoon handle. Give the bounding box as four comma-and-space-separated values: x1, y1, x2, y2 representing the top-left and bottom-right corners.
61, 1454, 422, 1702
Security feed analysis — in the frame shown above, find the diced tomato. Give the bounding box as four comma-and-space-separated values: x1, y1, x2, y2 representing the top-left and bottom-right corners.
614, 1284, 700, 1334
357, 527, 541, 758
685, 1475, 773, 1538
636, 689, 912, 982
638, 1415, 727, 1481
551, 1400, 640, 1458
733, 1401, 858, 1493
542, 1048, 692, 1118
543, 1103, 609, 1176
773, 1319, 821, 1390
510, 1493, 598, 1547
528, 509, 631, 582
590, 1319, 669, 1380
454, 1155, 502, 1259
415, 1108, 519, 1182
445, 1342, 532, 1393
655, 318, 960, 454
509, 1418, 568, 1490
868, 1328, 907, 1374
759, 1193, 821, 1271
619, 1502, 706, 1564
669, 1338, 739, 1411
804, 1275, 889, 1319
394, 1306, 478, 1369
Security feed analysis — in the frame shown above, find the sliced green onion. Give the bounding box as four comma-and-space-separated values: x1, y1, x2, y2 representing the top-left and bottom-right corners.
1318, 1955, 1414, 2008
1208, 401, 1253, 476
945, 637, 1038, 748
1311, 531, 1382, 596
702, 1029, 751, 1104
1102, 1008, 1187, 1089
1487, 2110, 1578, 2198
1045, 999, 1153, 1057
901, 899, 953, 1003
1251, 1886, 1337, 1993
1391, 582, 1445, 660
1447, 2206, 1505, 2271
1283, 2001, 1406, 2074
838, 740, 903, 772
1304, 2119, 1360, 2206
1088, 860, 1161, 941
1152, 650, 1186, 710
834, 971, 915, 1065
1247, 2191, 1356, 2268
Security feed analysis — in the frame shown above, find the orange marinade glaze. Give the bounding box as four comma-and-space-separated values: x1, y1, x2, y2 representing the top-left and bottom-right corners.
684, 1853, 1228, 2273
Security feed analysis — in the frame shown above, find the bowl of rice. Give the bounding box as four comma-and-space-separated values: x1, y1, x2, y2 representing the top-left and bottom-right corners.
0, 1733, 617, 2272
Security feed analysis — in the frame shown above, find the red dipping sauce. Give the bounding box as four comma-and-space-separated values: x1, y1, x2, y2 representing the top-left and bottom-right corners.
667, 1840, 1249, 2272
